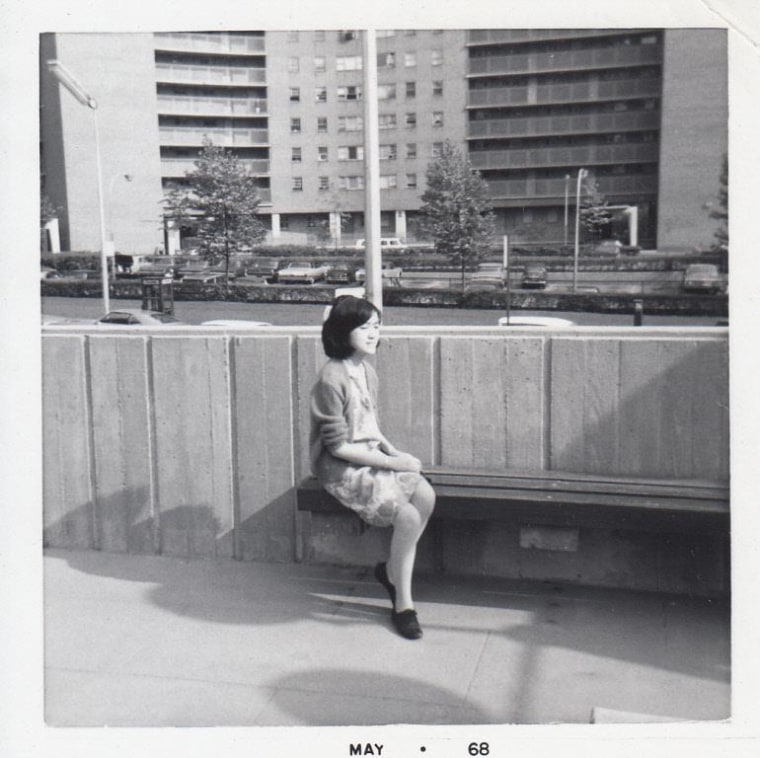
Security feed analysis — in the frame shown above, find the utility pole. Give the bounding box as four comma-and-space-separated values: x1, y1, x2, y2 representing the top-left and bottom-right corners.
362, 30, 382, 310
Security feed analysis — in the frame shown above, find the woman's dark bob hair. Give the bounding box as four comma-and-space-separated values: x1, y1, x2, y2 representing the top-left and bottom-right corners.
322, 295, 382, 359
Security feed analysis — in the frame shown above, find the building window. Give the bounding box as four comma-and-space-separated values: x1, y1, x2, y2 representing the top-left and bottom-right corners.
432, 142, 443, 157
336, 55, 363, 71
314, 30, 325, 42
404, 112, 416, 128
405, 81, 416, 98
337, 145, 365, 161
406, 173, 417, 189
339, 30, 357, 42
379, 143, 397, 161
404, 52, 417, 67
432, 111, 444, 127
431, 49, 443, 66
291, 147, 302, 163
317, 146, 328, 161
317, 117, 328, 133
379, 113, 397, 129
406, 143, 417, 159
432, 80, 443, 96
404, 30, 417, 36
377, 83, 396, 100
376, 30, 396, 38
338, 116, 364, 132
289, 87, 300, 102
290, 117, 301, 133
318, 176, 330, 191
287, 31, 299, 42
280, 216, 290, 230
338, 175, 365, 190
315, 86, 327, 102
377, 52, 396, 68
337, 85, 362, 101
314, 56, 326, 73
288, 56, 300, 73
380, 174, 398, 189
292, 177, 303, 191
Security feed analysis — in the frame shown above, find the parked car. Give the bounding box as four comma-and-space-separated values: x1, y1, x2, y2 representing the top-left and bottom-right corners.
180, 272, 227, 287
463, 262, 506, 293
326, 262, 359, 284
594, 239, 623, 256
498, 316, 575, 328
40, 267, 64, 280
97, 309, 183, 326
276, 261, 331, 284
244, 257, 281, 282
355, 261, 403, 283
354, 237, 408, 252
521, 263, 548, 289
682, 264, 725, 294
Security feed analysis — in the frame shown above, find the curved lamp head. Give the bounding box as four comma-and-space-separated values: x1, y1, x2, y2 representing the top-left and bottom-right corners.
47, 60, 97, 109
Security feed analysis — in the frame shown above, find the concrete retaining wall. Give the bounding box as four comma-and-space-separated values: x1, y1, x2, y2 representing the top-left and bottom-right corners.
42, 325, 730, 593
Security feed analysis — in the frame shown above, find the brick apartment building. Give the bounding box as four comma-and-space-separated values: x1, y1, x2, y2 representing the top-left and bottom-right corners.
40, 28, 726, 255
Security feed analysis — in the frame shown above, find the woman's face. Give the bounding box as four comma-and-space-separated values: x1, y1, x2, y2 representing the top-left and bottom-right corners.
348, 312, 381, 357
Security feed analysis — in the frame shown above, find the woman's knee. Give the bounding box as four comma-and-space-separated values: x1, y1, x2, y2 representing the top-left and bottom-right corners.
412, 478, 436, 521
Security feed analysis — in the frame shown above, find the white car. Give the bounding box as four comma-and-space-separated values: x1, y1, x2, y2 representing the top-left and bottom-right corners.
276, 261, 330, 284
355, 261, 403, 283
354, 237, 408, 252
98, 308, 183, 326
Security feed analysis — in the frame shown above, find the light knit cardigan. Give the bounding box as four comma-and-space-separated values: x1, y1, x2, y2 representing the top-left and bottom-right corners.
309, 358, 380, 474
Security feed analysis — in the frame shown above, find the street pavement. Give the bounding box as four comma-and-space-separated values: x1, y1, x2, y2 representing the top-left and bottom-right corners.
44, 548, 730, 728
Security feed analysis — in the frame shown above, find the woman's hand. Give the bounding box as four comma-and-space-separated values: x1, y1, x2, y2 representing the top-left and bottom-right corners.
386, 451, 422, 473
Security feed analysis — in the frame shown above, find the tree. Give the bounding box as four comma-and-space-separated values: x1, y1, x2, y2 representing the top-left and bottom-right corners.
579, 175, 612, 242
163, 139, 267, 286
417, 140, 496, 288
710, 154, 728, 251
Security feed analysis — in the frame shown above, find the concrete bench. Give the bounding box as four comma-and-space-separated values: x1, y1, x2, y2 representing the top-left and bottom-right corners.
296, 467, 730, 536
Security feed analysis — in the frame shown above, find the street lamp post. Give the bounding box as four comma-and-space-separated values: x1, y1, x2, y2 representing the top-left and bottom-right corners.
564, 174, 570, 246
573, 168, 588, 294
47, 60, 110, 313
107, 173, 134, 271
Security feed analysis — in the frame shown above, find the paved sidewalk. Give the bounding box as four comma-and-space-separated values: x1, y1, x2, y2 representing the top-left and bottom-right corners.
44, 549, 730, 727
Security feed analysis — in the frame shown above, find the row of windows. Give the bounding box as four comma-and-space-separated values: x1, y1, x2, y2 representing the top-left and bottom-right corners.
288, 49, 444, 73
285, 29, 444, 43
291, 174, 419, 191
287, 81, 444, 102
290, 112, 444, 133
289, 143, 431, 162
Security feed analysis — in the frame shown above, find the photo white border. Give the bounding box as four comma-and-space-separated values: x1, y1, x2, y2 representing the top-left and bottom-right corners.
2, 1, 758, 756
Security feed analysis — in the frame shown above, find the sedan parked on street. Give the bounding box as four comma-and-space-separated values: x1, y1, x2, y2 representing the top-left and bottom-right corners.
276, 261, 331, 284
521, 263, 548, 289
682, 264, 725, 295
97, 309, 183, 326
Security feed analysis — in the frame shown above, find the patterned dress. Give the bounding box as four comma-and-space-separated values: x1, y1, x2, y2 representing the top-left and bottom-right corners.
310, 359, 422, 528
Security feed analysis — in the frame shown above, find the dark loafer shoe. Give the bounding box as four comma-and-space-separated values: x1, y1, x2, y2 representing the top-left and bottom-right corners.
392, 609, 423, 640
374, 562, 396, 608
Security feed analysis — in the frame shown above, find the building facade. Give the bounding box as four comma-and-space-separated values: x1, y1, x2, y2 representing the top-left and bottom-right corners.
40, 28, 727, 255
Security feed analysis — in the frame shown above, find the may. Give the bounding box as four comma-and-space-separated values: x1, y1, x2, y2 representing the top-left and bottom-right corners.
349, 745, 383, 756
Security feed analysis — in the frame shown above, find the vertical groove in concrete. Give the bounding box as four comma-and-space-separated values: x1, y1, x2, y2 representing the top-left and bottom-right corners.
145, 336, 162, 555
228, 336, 242, 561
82, 335, 98, 550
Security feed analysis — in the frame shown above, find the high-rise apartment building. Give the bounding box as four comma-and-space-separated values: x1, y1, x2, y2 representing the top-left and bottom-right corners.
40, 29, 726, 255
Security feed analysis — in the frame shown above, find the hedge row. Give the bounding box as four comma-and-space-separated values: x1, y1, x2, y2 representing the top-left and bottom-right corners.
41, 278, 728, 317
